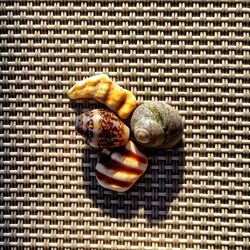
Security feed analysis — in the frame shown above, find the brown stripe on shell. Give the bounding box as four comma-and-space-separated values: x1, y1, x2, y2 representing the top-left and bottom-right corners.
115, 90, 127, 113
98, 147, 146, 175
96, 171, 132, 189
99, 157, 144, 176
96, 140, 148, 192
122, 147, 148, 165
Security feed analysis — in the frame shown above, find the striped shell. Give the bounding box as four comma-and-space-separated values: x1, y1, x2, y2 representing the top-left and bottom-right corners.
130, 102, 183, 149
67, 74, 137, 119
96, 141, 148, 192
76, 109, 129, 149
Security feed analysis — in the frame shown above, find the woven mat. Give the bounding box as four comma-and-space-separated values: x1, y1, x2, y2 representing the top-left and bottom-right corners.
1, 1, 250, 249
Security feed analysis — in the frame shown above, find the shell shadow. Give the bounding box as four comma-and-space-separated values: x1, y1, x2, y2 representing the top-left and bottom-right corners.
69, 100, 186, 225
83, 139, 186, 225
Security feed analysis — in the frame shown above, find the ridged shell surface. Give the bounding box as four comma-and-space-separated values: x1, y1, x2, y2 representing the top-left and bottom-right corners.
96, 141, 148, 192
130, 102, 183, 149
67, 74, 137, 119
76, 109, 130, 149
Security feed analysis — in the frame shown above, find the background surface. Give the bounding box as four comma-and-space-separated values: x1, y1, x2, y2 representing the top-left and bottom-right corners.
1, 1, 250, 249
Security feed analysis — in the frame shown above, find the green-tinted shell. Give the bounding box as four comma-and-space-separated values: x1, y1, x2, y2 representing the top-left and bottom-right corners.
130, 102, 183, 149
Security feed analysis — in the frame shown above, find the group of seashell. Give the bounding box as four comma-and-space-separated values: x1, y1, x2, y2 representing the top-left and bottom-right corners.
67, 74, 183, 192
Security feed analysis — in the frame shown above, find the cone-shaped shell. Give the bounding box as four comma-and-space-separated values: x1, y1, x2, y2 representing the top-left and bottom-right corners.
76, 109, 130, 149
96, 141, 148, 192
67, 74, 137, 119
130, 102, 183, 149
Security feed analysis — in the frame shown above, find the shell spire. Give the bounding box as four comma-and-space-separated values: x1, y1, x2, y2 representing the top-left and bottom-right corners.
130, 102, 183, 149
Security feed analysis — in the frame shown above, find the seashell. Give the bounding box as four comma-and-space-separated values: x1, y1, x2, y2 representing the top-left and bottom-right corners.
67, 74, 137, 119
76, 109, 130, 149
130, 102, 183, 149
95, 141, 148, 192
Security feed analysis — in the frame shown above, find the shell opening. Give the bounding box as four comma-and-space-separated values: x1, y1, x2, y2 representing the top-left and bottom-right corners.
134, 128, 150, 144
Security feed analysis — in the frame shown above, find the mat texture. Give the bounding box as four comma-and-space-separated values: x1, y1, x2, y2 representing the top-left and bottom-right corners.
1, 1, 250, 249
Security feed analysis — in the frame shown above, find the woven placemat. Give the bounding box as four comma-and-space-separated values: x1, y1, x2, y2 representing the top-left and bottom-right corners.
1, 1, 250, 249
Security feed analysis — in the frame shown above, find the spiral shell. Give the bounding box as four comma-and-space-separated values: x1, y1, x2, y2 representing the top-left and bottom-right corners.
96, 141, 148, 192
130, 102, 183, 149
67, 74, 137, 119
76, 109, 130, 149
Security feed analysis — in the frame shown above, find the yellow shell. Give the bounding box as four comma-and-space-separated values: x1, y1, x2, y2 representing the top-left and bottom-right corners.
67, 74, 137, 119
96, 141, 148, 192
